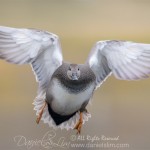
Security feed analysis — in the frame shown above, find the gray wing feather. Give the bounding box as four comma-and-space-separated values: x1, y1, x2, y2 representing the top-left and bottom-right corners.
87, 40, 150, 88
0, 26, 63, 92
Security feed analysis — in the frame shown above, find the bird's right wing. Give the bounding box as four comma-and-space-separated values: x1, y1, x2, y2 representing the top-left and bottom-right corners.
0, 26, 63, 93
86, 40, 150, 88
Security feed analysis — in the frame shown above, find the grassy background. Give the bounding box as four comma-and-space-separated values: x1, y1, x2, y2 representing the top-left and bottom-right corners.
0, 0, 150, 149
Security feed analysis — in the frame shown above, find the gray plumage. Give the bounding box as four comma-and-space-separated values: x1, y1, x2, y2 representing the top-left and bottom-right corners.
0, 26, 150, 130
50, 63, 96, 93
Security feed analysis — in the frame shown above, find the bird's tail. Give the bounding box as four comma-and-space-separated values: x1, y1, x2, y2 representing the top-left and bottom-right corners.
33, 92, 91, 130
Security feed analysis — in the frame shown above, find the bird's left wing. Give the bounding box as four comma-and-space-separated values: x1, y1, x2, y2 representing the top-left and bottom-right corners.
0, 26, 63, 93
86, 40, 150, 88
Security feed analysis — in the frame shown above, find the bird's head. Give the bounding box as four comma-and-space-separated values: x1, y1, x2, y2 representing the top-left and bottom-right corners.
67, 64, 80, 81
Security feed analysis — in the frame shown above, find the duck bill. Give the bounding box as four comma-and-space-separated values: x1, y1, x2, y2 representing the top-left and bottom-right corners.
71, 74, 78, 80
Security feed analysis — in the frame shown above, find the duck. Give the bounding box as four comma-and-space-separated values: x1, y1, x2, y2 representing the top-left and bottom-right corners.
0, 26, 150, 134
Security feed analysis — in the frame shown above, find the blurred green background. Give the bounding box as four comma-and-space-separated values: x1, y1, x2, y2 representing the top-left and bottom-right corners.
0, 0, 150, 150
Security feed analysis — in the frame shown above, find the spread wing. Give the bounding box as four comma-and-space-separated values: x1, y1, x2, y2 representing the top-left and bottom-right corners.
86, 40, 150, 88
0, 26, 63, 93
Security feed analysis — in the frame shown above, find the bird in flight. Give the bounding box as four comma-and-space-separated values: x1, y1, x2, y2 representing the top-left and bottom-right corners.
0, 26, 150, 134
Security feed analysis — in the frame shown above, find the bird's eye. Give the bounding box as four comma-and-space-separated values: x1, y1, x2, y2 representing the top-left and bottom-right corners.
69, 67, 71, 71
78, 68, 79, 71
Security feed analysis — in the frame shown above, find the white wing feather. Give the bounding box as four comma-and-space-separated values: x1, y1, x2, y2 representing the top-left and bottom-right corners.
87, 40, 150, 88
0, 26, 63, 91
